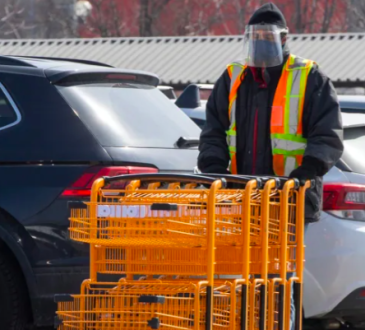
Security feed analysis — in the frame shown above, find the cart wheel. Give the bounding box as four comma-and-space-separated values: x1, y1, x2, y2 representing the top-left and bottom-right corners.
0, 250, 30, 330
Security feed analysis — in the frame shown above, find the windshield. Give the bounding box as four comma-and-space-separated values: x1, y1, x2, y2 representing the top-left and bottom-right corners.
57, 83, 200, 148
343, 126, 365, 174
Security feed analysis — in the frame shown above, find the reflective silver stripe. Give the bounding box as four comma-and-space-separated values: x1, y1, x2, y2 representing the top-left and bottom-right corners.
288, 57, 308, 134
229, 64, 243, 123
229, 136, 237, 148
288, 69, 301, 134
288, 56, 308, 69
272, 138, 306, 151
284, 157, 297, 176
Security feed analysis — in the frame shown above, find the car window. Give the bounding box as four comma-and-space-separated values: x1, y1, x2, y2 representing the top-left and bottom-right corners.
0, 84, 20, 129
340, 107, 365, 114
342, 126, 365, 174
57, 83, 200, 148
159, 89, 176, 100
337, 87, 365, 95
200, 89, 212, 101
191, 118, 205, 129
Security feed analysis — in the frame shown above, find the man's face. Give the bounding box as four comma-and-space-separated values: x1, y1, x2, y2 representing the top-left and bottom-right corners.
251, 29, 277, 42
243, 24, 286, 68
251, 29, 286, 47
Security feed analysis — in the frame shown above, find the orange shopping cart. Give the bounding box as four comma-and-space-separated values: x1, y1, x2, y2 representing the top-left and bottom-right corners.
61, 173, 311, 330
69, 173, 228, 330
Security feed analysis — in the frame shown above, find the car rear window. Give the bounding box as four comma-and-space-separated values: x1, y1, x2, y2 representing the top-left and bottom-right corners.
57, 83, 200, 148
342, 126, 365, 174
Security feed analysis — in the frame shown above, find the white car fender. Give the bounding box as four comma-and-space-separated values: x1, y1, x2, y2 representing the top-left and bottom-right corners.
303, 267, 329, 318
304, 213, 365, 318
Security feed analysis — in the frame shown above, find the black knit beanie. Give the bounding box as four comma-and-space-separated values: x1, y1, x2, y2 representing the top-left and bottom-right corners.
248, 2, 287, 28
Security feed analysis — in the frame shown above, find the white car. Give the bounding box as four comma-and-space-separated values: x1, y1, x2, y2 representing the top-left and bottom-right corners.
177, 87, 365, 329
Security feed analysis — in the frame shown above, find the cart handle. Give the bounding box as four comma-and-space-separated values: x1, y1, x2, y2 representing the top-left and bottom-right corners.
205, 174, 314, 189
265, 176, 315, 188
201, 174, 263, 189
296, 178, 316, 188
103, 173, 227, 188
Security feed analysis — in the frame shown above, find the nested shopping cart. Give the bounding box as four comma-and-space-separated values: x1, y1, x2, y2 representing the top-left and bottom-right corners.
210, 176, 310, 330
64, 173, 311, 330
55, 277, 256, 330
69, 174, 300, 273
54, 277, 286, 330
69, 173, 227, 330
55, 278, 210, 330
69, 172, 306, 281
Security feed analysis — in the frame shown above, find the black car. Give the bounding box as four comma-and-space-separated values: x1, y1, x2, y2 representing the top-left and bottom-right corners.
0, 56, 200, 329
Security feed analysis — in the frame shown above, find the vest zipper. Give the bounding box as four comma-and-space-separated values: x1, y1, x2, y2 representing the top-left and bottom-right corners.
252, 108, 259, 174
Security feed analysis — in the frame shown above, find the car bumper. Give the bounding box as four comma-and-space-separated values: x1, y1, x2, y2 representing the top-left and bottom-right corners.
325, 287, 365, 323
303, 212, 365, 319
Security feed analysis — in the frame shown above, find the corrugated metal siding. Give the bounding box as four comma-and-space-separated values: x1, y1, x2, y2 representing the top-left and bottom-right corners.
0, 33, 364, 84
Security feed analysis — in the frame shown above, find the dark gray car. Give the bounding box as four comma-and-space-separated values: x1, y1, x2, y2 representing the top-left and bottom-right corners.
0, 56, 199, 329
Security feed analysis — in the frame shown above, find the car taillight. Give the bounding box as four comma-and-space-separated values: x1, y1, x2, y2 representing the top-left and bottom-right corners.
323, 183, 365, 221
61, 166, 158, 198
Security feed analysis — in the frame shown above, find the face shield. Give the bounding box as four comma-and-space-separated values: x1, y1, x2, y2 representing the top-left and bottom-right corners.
243, 25, 288, 68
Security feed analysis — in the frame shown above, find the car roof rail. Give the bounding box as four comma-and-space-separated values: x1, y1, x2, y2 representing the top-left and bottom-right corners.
175, 84, 201, 108
8, 55, 114, 68
0, 56, 36, 67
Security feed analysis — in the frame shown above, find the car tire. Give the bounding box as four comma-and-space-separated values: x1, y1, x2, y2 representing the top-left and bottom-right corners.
0, 251, 30, 330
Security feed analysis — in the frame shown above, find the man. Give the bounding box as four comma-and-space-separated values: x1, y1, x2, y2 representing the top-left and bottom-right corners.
198, 2, 343, 223
198, 2, 344, 329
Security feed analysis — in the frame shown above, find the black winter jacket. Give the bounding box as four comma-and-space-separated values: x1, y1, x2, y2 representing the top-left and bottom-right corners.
198, 54, 344, 222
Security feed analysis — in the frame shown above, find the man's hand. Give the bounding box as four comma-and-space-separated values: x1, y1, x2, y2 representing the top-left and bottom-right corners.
289, 156, 325, 182
289, 164, 316, 182
203, 164, 230, 174
200, 157, 230, 174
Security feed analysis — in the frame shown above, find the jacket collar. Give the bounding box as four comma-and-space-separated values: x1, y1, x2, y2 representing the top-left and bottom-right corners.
249, 51, 290, 88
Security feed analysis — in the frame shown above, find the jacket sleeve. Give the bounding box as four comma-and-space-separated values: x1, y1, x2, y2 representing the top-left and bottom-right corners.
303, 67, 344, 175
197, 69, 231, 173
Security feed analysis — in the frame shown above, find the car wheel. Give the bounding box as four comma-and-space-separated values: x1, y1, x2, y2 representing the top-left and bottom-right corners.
0, 251, 30, 330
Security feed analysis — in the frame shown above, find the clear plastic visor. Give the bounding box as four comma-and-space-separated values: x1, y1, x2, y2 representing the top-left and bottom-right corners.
243, 25, 285, 68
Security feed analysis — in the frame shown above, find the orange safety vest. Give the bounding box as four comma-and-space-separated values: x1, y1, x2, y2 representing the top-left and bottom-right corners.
226, 54, 315, 176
